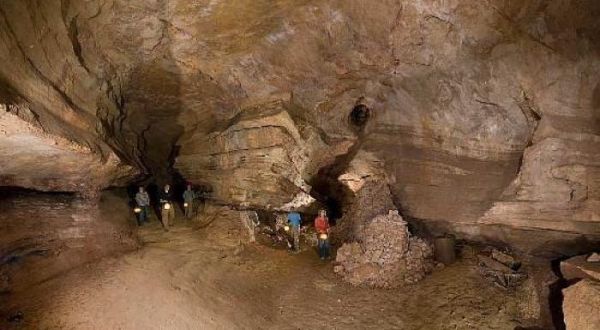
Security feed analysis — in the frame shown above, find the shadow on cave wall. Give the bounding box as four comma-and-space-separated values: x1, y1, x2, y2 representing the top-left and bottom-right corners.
118, 0, 188, 202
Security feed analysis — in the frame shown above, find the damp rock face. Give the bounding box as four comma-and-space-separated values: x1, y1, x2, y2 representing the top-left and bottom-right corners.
334, 210, 434, 288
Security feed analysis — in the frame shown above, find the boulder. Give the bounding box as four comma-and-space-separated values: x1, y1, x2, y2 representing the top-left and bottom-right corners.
560, 255, 600, 281
563, 279, 600, 330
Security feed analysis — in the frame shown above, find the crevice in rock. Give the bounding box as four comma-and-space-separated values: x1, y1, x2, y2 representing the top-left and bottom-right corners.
308, 138, 364, 222
547, 257, 575, 330
67, 16, 90, 74
513, 90, 543, 177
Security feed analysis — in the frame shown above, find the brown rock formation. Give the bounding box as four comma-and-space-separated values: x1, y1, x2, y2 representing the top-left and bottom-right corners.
0, 190, 137, 293
176, 101, 350, 209
0, 0, 598, 251
562, 279, 600, 330
0, 107, 135, 192
334, 210, 434, 288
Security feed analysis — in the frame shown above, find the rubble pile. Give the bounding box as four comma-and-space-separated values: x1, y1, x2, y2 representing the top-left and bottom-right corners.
332, 180, 396, 244
477, 248, 527, 289
334, 210, 434, 288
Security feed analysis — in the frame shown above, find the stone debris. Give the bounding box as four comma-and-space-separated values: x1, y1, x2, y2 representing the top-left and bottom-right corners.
334, 210, 434, 288
477, 249, 526, 289
332, 180, 396, 244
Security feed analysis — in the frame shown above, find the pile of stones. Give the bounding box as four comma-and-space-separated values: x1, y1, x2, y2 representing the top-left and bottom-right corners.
477, 248, 527, 289
334, 210, 434, 288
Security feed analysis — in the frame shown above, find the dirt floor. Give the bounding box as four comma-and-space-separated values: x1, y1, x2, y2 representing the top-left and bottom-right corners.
1, 207, 539, 330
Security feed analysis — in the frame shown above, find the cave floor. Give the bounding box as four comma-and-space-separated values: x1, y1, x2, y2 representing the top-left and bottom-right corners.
3, 215, 532, 330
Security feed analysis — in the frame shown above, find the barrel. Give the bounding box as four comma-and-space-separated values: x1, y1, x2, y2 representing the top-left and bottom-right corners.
434, 235, 456, 265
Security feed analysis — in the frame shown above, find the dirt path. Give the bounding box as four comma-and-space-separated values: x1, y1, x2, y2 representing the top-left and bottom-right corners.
2, 214, 531, 330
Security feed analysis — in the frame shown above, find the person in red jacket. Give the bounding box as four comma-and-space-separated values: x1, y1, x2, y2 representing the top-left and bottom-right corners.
314, 209, 331, 260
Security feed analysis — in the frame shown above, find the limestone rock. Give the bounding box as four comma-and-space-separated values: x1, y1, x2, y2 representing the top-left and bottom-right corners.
333, 180, 397, 244
0, 0, 598, 252
334, 210, 434, 288
563, 279, 600, 330
176, 101, 347, 209
560, 255, 600, 281
0, 108, 136, 192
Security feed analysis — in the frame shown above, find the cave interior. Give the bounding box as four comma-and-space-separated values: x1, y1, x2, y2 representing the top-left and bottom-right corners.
0, 1, 599, 329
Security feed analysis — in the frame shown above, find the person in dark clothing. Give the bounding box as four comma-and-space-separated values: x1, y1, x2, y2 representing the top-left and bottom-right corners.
182, 184, 196, 219
159, 184, 175, 230
134, 186, 150, 225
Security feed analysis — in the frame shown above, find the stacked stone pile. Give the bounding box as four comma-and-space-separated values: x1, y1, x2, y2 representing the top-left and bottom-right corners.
332, 180, 396, 244
334, 210, 434, 288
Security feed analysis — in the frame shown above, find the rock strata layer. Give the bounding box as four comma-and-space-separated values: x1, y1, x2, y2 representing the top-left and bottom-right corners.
0, 0, 598, 250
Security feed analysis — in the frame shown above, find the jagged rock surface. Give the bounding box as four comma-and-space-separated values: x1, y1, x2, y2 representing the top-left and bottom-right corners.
0, 0, 598, 250
176, 101, 350, 209
334, 210, 434, 288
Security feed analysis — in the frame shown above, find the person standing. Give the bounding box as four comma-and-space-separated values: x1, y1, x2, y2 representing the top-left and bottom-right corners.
287, 211, 302, 253
182, 184, 196, 219
159, 184, 175, 230
134, 186, 150, 226
314, 209, 331, 260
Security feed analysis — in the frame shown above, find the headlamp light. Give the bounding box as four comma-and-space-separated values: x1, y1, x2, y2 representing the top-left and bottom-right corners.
134, 207, 141, 213
284, 225, 290, 231
184, 202, 188, 207
319, 233, 328, 240
164, 203, 171, 210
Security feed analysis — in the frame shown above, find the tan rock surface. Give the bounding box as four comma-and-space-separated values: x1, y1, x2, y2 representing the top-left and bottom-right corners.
560, 255, 600, 281
0, 0, 598, 250
0, 108, 135, 192
563, 279, 600, 330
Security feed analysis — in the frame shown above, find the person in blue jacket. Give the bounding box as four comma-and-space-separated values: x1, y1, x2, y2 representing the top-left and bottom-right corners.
287, 211, 302, 253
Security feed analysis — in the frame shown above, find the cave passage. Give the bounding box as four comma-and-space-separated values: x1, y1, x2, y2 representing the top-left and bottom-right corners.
1, 0, 599, 329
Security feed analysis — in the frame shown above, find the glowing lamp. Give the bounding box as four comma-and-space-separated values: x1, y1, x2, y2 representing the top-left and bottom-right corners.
164, 203, 171, 210
319, 233, 328, 240
184, 202, 189, 207
284, 225, 290, 231
134, 207, 142, 213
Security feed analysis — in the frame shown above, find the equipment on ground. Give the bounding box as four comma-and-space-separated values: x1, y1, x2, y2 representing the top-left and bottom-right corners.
319, 233, 328, 240
164, 203, 171, 210
134, 207, 142, 213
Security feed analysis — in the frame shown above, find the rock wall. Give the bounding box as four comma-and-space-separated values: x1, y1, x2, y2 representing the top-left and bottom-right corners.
0, 107, 135, 192
176, 101, 350, 209
0, 190, 137, 293
0, 0, 598, 250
